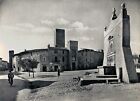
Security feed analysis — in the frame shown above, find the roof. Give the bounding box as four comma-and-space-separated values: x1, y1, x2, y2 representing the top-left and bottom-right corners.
49, 47, 69, 51
14, 48, 48, 56
78, 49, 103, 53
14, 47, 69, 56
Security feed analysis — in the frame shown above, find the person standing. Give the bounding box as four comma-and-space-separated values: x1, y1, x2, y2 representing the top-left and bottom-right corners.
57, 66, 60, 77
8, 70, 14, 86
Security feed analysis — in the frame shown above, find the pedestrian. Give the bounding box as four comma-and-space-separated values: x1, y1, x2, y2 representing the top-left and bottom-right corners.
57, 67, 60, 77
8, 70, 14, 86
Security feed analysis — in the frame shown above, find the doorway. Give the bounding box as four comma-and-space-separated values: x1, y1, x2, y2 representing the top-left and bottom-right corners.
54, 65, 58, 71
43, 65, 47, 72
72, 62, 76, 70
119, 68, 123, 82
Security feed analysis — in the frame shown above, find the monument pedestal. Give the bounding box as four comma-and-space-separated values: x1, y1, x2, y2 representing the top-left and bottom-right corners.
98, 66, 116, 75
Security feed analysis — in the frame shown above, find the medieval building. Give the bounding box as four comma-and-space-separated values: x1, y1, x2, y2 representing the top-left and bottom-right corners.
0, 57, 8, 71
133, 54, 140, 69
78, 49, 103, 70
12, 28, 103, 72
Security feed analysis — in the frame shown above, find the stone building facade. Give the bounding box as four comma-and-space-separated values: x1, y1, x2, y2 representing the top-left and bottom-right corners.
133, 54, 140, 69
68, 40, 78, 70
78, 49, 103, 70
47, 46, 69, 71
13, 49, 48, 72
13, 47, 69, 72
12, 28, 104, 72
0, 58, 8, 71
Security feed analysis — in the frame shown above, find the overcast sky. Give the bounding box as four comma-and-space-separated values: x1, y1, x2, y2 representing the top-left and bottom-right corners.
0, 0, 140, 61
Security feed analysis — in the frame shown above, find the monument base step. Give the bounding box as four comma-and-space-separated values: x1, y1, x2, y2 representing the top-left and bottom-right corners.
96, 75, 117, 78
80, 77, 120, 86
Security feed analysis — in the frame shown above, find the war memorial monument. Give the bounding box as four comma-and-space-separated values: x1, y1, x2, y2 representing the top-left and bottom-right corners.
98, 3, 138, 83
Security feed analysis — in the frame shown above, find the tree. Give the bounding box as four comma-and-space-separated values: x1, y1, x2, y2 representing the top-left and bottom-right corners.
19, 59, 39, 78
30, 59, 39, 78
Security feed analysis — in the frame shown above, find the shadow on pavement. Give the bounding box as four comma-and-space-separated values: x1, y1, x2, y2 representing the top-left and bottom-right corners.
0, 71, 8, 75
14, 72, 24, 76
29, 80, 55, 90
0, 78, 56, 101
0, 79, 28, 101
37, 75, 57, 78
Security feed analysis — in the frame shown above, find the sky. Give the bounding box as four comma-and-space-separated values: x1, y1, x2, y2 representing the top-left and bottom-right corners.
0, 0, 140, 61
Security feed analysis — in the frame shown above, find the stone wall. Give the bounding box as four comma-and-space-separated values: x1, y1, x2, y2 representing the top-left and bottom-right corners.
0, 58, 8, 71
48, 47, 69, 71
13, 48, 69, 72
78, 49, 103, 70
13, 49, 49, 72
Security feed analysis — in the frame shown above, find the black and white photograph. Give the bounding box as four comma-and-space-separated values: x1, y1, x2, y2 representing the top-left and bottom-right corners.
0, 0, 140, 101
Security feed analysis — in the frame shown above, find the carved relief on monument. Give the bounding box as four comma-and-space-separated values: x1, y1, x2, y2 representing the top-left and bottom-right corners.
107, 35, 116, 66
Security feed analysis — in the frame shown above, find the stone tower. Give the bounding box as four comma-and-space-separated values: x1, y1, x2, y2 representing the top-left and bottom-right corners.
55, 29, 65, 47
9, 50, 14, 71
103, 3, 138, 83
68, 40, 78, 70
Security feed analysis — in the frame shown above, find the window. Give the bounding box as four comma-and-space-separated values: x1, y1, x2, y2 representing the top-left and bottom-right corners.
62, 57, 64, 62
63, 50, 65, 54
43, 57, 46, 62
55, 56, 58, 62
